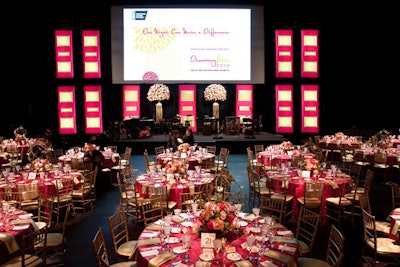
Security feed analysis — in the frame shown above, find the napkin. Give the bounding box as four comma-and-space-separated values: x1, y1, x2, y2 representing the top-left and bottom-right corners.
141, 249, 159, 257
277, 244, 297, 253
391, 220, 400, 235
244, 214, 256, 222
263, 250, 297, 267
276, 230, 293, 236
0, 233, 20, 253
138, 238, 160, 247
271, 223, 285, 229
172, 215, 185, 223
196, 262, 211, 267
320, 178, 339, 189
272, 236, 298, 244
258, 261, 279, 267
141, 232, 159, 238
234, 260, 253, 267
148, 251, 176, 267
145, 224, 163, 231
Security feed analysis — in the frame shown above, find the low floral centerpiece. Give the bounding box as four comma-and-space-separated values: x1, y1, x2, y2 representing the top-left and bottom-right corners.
164, 159, 186, 175
204, 84, 227, 102
302, 158, 322, 176
147, 84, 170, 102
334, 132, 347, 140
31, 158, 52, 172
279, 141, 294, 151
178, 143, 191, 153
198, 201, 239, 238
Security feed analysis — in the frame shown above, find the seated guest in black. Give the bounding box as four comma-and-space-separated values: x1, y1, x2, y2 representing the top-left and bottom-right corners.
182, 128, 195, 145
167, 129, 181, 152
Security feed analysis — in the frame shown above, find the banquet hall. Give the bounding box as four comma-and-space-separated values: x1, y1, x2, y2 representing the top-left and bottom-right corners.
1, 1, 399, 267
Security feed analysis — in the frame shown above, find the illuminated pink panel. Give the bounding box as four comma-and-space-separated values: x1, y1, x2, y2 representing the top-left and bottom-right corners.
84, 85, 103, 134
301, 84, 319, 133
123, 85, 141, 120
55, 30, 74, 78
275, 30, 293, 78
178, 85, 197, 133
301, 29, 319, 78
275, 85, 293, 133
236, 84, 253, 121
58, 86, 76, 134
82, 30, 101, 78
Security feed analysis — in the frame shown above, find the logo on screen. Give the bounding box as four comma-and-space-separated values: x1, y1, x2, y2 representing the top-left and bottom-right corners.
134, 11, 147, 20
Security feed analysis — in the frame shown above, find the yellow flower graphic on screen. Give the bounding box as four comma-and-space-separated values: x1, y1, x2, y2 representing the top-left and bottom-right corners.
133, 26, 177, 54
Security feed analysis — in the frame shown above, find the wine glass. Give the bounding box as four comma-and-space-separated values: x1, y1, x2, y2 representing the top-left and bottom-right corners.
182, 235, 191, 263
195, 165, 201, 176
213, 239, 222, 264
163, 224, 172, 248
252, 207, 260, 227
159, 232, 166, 251
246, 234, 256, 261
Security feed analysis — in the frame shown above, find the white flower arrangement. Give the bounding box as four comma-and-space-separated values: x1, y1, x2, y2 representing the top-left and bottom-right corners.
147, 84, 170, 102
204, 84, 227, 102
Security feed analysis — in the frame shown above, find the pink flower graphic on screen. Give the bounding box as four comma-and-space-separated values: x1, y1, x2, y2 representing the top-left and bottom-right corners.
143, 71, 159, 81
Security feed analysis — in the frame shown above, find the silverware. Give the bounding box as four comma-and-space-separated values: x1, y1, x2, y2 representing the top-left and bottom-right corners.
165, 260, 182, 267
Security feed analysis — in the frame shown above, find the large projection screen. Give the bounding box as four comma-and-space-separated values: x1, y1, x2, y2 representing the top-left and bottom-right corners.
111, 5, 265, 84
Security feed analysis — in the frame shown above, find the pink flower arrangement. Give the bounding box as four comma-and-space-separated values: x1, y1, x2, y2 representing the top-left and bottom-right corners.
279, 141, 294, 151
204, 84, 227, 102
198, 201, 238, 235
164, 159, 186, 174
147, 84, 170, 102
31, 158, 51, 172
335, 132, 346, 140
178, 143, 190, 153
302, 158, 322, 172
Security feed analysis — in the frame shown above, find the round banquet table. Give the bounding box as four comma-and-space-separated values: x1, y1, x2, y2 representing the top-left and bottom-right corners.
0, 208, 34, 265
137, 212, 299, 267
266, 168, 352, 219
135, 171, 214, 208
0, 170, 84, 198
156, 151, 215, 170
353, 149, 399, 166
257, 151, 315, 168
58, 151, 120, 169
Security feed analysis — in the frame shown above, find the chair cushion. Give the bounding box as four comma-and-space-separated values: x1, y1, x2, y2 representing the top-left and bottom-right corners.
297, 257, 330, 267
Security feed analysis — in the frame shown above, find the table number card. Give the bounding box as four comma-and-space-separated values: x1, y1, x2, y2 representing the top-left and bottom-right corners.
201, 232, 216, 248
28, 172, 37, 180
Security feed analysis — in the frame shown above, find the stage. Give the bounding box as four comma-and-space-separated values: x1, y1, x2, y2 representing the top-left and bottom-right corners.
102, 131, 288, 155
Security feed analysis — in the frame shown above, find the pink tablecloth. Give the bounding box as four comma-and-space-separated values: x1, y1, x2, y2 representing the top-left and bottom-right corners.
137, 215, 298, 267
267, 169, 351, 219
135, 172, 214, 208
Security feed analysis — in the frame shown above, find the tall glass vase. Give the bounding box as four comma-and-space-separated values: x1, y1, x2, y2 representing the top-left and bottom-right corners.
212, 102, 219, 118
155, 101, 163, 123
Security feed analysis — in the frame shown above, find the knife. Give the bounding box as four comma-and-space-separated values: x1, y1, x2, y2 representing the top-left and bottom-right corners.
165, 260, 182, 267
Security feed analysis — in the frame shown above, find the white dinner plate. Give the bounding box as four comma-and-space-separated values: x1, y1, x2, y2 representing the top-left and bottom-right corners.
250, 227, 261, 233
227, 252, 241, 261
199, 252, 213, 261
172, 246, 187, 254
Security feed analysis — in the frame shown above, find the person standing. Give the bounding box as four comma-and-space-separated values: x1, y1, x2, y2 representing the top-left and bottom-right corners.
167, 129, 182, 152
182, 128, 195, 145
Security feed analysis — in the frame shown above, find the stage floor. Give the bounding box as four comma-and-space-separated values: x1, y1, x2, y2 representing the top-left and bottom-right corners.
102, 131, 288, 154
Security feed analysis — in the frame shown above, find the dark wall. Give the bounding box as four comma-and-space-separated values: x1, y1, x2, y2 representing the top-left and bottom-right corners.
2, 1, 398, 140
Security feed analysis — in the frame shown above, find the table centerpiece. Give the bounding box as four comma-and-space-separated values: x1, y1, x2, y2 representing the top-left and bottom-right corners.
198, 200, 240, 241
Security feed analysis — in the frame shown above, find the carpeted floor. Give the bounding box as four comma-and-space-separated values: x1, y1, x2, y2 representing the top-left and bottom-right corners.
63, 154, 394, 267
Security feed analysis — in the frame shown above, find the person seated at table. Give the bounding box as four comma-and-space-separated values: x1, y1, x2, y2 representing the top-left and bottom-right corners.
182, 128, 195, 145
167, 129, 182, 152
